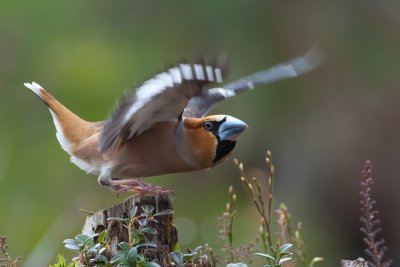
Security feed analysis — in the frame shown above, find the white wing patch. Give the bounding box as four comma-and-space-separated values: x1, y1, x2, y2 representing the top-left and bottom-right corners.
123, 64, 205, 126
169, 67, 182, 83
124, 74, 170, 124
206, 66, 214, 81
194, 64, 205, 80
214, 68, 223, 83
180, 64, 193, 79
156, 72, 174, 87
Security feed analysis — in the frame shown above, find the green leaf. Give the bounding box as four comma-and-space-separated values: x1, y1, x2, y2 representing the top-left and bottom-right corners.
118, 242, 130, 253
111, 250, 127, 265
63, 239, 78, 246
139, 227, 157, 235
278, 252, 292, 258
89, 254, 108, 264
255, 253, 275, 261
271, 245, 280, 254
127, 247, 137, 267
279, 243, 293, 253
98, 230, 108, 244
98, 247, 107, 255
138, 218, 148, 227
75, 234, 90, 245
278, 257, 292, 264
64, 243, 80, 252
192, 246, 203, 253
183, 251, 197, 258
141, 205, 154, 215
130, 206, 138, 218
96, 255, 108, 262
85, 238, 96, 248
143, 262, 161, 267
309, 257, 324, 267
169, 251, 184, 265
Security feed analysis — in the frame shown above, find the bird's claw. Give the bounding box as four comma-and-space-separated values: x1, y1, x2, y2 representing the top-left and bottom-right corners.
109, 179, 175, 198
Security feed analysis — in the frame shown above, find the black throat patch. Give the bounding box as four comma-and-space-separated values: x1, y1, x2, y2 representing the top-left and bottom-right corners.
213, 140, 237, 163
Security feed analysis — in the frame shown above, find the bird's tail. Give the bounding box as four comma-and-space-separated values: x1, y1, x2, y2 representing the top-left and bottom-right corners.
24, 82, 99, 154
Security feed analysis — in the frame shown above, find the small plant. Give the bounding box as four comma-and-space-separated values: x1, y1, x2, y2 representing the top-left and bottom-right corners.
60, 204, 172, 266
255, 243, 293, 267
359, 160, 392, 267
0, 236, 21, 267
169, 245, 211, 266
63, 232, 105, 266
231, 151, 322, 267
49, 254, 76, 267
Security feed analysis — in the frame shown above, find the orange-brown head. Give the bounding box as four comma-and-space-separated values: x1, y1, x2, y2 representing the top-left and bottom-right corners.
179, 115, 248, 169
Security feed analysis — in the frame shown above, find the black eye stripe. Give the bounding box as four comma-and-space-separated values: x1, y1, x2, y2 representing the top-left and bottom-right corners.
203, 117, 227, 131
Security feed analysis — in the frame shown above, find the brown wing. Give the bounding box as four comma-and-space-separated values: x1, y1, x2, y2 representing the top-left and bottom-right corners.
99, 63, 225, 154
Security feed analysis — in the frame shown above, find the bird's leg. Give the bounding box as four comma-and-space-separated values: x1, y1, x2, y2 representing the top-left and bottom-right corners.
110, 178, 175, 197
98, 168, 174, 196
98, 167, 113, 186
97, 168, 126, 192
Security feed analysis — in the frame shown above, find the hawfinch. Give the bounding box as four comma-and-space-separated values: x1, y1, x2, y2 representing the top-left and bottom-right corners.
24, 49, 321, 194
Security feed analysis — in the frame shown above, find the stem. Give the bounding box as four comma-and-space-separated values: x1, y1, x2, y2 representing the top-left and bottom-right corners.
228, 197, 235, 263
265, 151, 274, 249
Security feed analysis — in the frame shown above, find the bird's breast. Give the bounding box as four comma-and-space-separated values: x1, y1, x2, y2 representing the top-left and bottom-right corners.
110, 121, 199, 179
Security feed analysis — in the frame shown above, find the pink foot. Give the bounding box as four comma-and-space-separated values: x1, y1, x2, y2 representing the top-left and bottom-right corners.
110, 179, 175, 197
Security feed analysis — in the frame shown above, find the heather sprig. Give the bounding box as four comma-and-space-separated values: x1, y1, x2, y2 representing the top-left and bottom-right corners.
0, 236, 21, 267
359, 160, 392, 267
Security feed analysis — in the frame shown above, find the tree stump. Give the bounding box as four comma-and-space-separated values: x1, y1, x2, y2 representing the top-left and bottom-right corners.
340, 258, 368, 267
82, 194, 177, 266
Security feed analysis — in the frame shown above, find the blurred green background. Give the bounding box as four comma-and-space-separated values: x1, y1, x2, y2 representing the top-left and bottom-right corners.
1, 1, 400, 266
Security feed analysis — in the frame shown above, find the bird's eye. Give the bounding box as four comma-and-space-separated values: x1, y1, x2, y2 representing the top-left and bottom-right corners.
203, 121, 213, 131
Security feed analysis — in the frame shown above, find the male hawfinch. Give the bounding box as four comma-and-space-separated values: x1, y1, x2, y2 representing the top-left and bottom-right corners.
24, 49, 321, 194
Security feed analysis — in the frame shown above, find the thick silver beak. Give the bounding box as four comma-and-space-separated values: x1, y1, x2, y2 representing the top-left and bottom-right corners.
218, 116, 248, 141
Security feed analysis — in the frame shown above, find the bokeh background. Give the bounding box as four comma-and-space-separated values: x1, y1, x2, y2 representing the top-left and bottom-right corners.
1, 1, 400, 266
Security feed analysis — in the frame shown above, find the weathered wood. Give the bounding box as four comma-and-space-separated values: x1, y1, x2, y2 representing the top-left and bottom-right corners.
82, 194, 177, 266
341, 258, 368, 267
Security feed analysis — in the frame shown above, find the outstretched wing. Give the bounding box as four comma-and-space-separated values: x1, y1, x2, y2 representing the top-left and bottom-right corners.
99, 63, 224, 154
183, 47, 323, 118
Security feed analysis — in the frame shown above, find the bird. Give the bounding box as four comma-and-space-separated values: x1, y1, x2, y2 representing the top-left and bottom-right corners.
24, 48, 322, 195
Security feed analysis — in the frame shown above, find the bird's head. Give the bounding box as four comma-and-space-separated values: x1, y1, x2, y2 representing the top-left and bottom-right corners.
180, 115, 248, 168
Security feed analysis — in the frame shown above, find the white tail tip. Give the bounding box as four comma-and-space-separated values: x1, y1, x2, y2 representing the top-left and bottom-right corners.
24, 81, 44, 95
